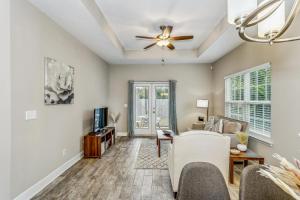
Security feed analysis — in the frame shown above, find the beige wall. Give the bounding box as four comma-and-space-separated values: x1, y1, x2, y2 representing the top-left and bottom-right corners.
0, 0, 11, 199
108, 64, 213, 133
9, 0, 300, 197
11, 0, 109, 197
212, 18, 300, 164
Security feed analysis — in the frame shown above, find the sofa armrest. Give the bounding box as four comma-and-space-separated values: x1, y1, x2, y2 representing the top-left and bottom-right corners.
168, 143, 173, 169
168, 143, 174, 189
223, 133, 240, 148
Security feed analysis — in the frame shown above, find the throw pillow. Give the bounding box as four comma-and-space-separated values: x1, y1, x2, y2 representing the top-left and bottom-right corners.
212, 119, 223, 133
223, 120, 242, 134
204, 116, 215, 131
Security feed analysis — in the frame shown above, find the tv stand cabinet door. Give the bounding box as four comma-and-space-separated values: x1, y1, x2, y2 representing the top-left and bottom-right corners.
84, 136, 101, 158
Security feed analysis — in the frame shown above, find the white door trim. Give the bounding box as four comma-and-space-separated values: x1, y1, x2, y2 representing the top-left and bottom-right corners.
133, 82, 169, 136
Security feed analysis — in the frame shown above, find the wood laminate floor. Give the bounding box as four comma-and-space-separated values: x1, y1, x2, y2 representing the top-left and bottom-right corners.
32, 137, 240, 200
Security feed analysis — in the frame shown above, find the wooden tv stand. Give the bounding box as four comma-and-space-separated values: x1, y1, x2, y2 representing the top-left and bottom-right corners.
84, 127, 115, 159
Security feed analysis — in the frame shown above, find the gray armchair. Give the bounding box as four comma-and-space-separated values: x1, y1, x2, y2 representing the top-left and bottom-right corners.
177, 162, 230, 200
239, 165, 294, 200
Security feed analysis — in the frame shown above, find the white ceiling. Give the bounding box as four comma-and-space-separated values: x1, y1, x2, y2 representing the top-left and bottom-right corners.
27, 0, 244, 64
96, 0, 227, 50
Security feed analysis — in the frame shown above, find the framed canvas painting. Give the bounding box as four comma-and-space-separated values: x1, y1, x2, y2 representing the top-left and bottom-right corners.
44, 57, 75, 105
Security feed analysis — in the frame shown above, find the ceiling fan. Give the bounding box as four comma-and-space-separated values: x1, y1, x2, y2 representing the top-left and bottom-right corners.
136, 25, 194, 50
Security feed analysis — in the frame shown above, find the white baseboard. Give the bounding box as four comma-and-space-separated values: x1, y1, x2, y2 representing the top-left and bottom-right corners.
117, 132, 128, 137
14, 152, 83, 200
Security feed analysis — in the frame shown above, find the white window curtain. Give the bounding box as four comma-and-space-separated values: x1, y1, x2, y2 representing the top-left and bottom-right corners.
225, 63, 272, 138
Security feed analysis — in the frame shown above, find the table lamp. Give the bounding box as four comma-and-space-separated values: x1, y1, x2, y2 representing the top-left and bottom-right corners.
197, 99, 209, 121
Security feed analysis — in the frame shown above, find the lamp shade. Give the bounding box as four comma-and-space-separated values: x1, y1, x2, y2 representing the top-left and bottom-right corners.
228, 0, 257, 24
258, 0, 285, 38
197, 99, 209, 108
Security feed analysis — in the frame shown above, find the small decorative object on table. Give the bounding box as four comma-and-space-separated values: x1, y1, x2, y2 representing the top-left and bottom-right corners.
109, 112, 121, 129
259, 154, 300, 200
236, 131, 248, 152
230, 149, 241, 155
198, 116, 205, 122
237, 144, 247, 152
163, 130, 173, 137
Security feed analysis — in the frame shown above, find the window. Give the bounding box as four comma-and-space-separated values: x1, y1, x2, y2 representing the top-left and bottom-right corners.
225, 63, 271, 138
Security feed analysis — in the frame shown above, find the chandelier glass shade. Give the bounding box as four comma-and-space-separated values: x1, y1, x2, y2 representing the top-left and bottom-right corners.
227, 0, 258, 25
258, 1, 285, 38
228, 0, 300, 44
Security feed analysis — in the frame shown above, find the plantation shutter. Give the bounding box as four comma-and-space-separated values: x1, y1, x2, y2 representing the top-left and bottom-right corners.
225, 63, 271, 137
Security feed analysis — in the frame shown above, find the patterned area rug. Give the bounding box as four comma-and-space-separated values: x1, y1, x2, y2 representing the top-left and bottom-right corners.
135, 141, 168, 169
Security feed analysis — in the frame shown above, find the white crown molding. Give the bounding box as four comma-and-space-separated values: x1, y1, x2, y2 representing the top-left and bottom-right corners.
81, 0, 125, 53
197, 16, 230, 57
14, 152, 83, 200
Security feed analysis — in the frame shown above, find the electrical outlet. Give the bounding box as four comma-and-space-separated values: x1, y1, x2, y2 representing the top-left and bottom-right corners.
62, 148, 67, 157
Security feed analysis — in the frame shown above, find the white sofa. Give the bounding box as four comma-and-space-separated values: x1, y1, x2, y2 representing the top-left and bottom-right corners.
168, 130, 230, 193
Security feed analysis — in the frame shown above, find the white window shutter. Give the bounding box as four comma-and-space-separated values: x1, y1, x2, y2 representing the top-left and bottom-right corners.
224, 64, 272, 137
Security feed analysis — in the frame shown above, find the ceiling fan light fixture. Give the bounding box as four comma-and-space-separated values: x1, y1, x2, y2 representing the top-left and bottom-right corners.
136, 25, 193, 50
258, 0, 285, 38
157, 39, 170, 47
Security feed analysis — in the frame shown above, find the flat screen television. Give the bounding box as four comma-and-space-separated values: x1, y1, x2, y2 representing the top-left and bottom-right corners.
93, 107, 108, 132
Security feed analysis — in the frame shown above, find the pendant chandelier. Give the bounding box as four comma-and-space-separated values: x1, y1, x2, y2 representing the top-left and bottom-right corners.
228, 0, 300, 44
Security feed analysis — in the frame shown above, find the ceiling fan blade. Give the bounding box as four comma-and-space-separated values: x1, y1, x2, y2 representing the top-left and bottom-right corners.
167, 43, 175, 50
170, 35, 194, 40
136, 36, 156, 39
144, 43, 157, 50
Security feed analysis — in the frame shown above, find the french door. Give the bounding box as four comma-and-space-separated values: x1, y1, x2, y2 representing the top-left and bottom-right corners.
133, 82, 169, 136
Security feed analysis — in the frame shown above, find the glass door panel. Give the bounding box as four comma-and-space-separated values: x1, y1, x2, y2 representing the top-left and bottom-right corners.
134, 85, 151, 135
133, 82, 169, 135
154, 85, 169, 129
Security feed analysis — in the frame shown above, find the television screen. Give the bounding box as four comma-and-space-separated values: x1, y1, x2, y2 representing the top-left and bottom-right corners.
93, 107, 108, 132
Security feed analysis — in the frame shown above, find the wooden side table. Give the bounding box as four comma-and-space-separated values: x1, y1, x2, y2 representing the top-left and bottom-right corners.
156, 130, 174, 157
187, 122, 206, 131
191, 122, 205, 130
229, 149, 264, 184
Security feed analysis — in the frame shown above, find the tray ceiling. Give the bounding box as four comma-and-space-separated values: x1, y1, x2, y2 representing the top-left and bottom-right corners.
28, 0, 243, 64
